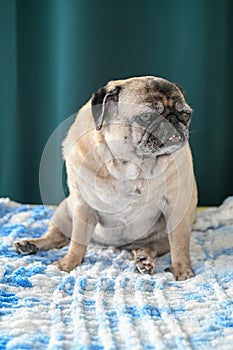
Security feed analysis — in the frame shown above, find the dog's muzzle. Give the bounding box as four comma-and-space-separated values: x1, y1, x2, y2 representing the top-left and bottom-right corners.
136, 115, 188, 157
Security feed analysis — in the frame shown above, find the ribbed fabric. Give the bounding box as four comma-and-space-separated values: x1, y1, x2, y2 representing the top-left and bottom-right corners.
0, 197, 232, 349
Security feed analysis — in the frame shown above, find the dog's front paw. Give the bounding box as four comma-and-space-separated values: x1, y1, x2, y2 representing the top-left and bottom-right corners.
53, 255, 82, 273
14, 240, 39, 255
166, 263, 195, 281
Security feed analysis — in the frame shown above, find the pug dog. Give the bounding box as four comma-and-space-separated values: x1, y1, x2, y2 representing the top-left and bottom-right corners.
15, 76, 197, 281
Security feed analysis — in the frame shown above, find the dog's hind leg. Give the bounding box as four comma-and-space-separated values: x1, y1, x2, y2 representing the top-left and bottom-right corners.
132, 247, 156, 274
14, 199, 71, 254
132, 233, 170, 275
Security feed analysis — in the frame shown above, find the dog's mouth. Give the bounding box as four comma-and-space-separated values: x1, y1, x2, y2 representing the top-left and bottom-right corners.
136, 126, 187, 157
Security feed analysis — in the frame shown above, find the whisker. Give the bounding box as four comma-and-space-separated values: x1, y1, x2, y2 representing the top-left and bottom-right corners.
189, 129, 198, 134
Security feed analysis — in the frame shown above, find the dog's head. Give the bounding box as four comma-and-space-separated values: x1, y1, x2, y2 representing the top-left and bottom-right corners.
91, 76, 192, 158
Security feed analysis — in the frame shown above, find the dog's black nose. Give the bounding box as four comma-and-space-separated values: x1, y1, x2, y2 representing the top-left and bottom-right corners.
167, 114, 178, 124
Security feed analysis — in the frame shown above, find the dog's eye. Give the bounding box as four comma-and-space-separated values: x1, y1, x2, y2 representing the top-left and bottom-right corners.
137, 114, 152, 123
178, 112, 190, 124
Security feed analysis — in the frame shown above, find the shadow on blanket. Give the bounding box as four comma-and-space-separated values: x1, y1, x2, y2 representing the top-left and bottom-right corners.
0, 197, 232, 349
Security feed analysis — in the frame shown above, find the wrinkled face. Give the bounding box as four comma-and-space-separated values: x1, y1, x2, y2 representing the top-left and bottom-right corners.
91, 76, 192, 158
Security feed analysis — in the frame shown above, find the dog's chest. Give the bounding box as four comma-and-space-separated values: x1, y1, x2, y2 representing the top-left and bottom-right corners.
91, 175, 166, 246
79, 160, 167, 215
74, 159, 168, 246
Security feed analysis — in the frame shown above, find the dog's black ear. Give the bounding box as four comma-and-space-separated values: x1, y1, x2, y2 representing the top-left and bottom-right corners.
91, 85, 121, 130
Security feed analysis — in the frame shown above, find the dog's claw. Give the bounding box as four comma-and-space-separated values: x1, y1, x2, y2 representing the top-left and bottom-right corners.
136, 255, 155, 275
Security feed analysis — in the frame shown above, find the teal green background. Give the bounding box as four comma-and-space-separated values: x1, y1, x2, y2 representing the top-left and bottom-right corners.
0, 0, 232, 205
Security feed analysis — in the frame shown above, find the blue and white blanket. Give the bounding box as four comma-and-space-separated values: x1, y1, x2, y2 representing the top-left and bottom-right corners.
0, 197, 232, 350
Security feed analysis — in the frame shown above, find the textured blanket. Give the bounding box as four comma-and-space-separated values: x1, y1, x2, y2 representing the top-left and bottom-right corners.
0, 197, 232, 350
